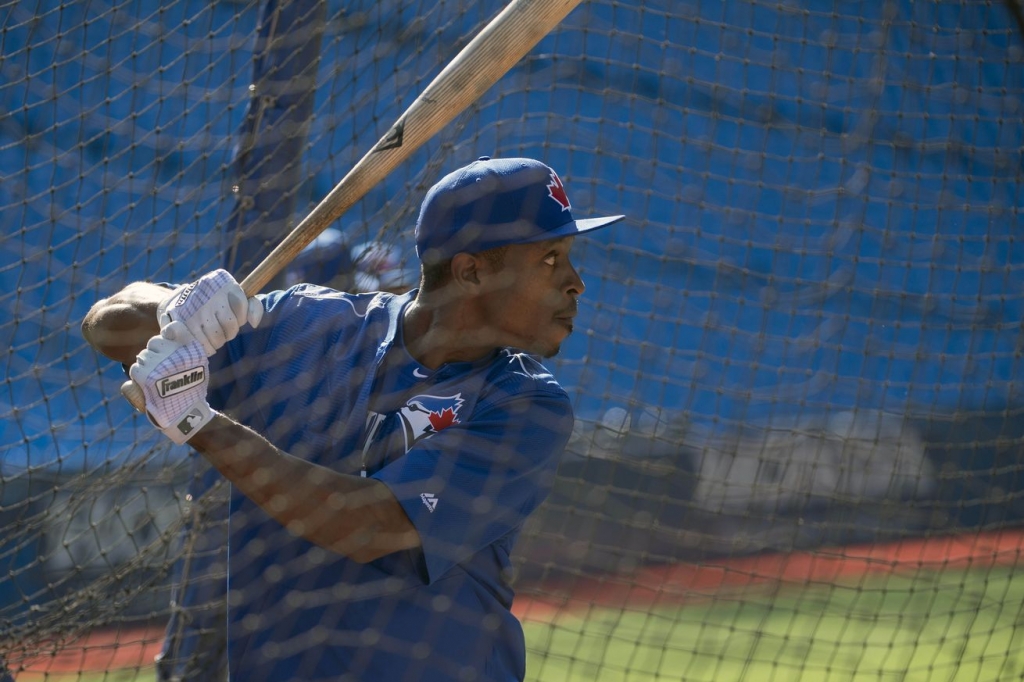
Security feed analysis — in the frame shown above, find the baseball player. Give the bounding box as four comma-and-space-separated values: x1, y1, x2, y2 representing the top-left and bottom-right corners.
81, 157, 623, 681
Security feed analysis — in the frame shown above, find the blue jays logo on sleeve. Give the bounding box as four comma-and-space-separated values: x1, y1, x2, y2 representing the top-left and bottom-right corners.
364, 392, 466, 458
397, 393, 464, 451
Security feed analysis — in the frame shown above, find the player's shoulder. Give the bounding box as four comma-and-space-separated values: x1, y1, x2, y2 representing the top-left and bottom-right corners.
471, 350, 574, 431
484, 349, 569, 401
263, 283, 379, 309
261, 285, 397, 327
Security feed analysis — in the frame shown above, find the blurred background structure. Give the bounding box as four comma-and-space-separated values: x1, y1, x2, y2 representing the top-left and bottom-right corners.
2, 0, 1023, 679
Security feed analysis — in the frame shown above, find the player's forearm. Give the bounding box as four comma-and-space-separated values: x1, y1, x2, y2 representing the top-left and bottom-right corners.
81, 282, 170, 364
189, 412, 421, 563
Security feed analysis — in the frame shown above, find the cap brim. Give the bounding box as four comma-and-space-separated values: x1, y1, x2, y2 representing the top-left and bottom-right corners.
421, 214, 627, 262
535, 214, 625, 242
572, 215, 626, 234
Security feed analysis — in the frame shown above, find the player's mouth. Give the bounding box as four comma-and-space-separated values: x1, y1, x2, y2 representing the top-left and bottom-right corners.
553, 299, 578, 334
554, 315, 575, 333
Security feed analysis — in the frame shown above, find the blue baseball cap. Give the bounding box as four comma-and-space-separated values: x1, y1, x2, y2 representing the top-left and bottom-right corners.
415, 157, 625, 264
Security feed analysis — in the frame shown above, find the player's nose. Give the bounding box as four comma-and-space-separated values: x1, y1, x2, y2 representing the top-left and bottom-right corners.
564, 261, 585, 296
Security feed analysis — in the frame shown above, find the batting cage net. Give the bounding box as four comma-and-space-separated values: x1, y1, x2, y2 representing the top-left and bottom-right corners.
3, 0, 1024, 679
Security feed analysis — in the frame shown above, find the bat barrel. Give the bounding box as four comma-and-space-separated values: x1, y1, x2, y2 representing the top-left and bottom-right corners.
238, 0, 583, 298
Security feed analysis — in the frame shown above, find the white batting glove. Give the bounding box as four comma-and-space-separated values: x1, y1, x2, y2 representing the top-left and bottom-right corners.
130, 321, 214, 445
156, 269, 264, 356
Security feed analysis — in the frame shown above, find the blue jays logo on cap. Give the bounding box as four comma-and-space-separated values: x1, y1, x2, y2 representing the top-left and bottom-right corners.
415, 157, 624, 264
547, 172, 571, 212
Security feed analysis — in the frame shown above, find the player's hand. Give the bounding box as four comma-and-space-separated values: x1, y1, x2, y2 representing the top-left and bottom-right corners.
156, 269, 264, 356
130, 321, 214, 444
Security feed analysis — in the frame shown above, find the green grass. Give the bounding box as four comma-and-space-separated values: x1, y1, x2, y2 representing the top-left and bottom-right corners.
17, 567, 1024, 682
523, 567, 1024, 682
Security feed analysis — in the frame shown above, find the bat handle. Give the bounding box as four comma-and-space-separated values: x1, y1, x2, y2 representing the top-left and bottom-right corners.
121, 380, 147, 414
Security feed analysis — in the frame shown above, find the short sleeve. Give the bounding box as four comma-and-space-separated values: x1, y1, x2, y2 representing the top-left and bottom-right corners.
372, 389, 573, 584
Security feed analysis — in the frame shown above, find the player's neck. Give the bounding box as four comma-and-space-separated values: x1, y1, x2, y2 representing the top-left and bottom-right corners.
402, 297, 501, 369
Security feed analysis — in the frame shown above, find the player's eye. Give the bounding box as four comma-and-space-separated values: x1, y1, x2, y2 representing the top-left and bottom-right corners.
543, 253, 557, 266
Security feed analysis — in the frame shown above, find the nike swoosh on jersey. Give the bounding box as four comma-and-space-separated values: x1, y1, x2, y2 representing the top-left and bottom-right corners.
413, 368, 429, 379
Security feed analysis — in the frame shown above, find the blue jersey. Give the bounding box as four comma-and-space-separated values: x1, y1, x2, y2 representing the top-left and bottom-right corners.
206, 285, 573, 682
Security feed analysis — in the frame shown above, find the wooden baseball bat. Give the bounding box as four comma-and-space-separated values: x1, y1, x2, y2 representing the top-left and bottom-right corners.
122, 0, 585, 412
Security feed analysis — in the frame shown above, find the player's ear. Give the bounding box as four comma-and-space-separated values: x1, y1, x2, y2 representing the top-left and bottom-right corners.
450, 253, 480, 289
